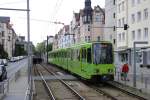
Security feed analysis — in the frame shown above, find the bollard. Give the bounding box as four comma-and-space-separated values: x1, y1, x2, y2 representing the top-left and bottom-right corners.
141, 73, 144, 83
145, 77, 148, 89
117, 72, 120, 82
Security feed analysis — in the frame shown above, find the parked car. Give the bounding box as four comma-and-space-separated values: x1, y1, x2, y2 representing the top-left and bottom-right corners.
0, 65, 7, 82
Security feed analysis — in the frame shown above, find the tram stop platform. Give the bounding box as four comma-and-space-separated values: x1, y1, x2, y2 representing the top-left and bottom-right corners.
0, 61, 29, 100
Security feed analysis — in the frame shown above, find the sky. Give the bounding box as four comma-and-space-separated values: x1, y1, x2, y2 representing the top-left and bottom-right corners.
0, 0, 105, 45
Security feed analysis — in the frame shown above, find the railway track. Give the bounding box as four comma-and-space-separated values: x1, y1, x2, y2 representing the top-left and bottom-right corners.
34, 64, 85, 100
33, 64, 149, 100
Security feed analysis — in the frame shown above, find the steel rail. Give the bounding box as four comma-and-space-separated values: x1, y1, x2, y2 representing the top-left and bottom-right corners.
91, 86, 118, 100
35, 66, 56, 100
40, 64, 86, 100
107, 81, 147, 100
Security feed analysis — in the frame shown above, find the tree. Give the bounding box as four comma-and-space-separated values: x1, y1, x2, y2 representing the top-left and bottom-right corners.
14, 44, 27, 56
0, 45, 8, 59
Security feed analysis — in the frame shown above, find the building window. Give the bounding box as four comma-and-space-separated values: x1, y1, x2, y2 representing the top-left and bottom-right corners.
122, 32, 125, 41
137, 0, 141, 4
118, 19, 121, 27
144, 8, 148, 20
113, 13, 116, 18
132, 31, 135, 40
97, 36, 100, 41
119, 34, 121, 42
122, 17, 125, 26
137, 29, 141, 39
131, 14, 135, 23
118, 4, 121, 13
144, 28, 148, 39
88, 36, 91, 42
2, 39, 5, 45
95, 14, 100, 22
2, 31, 4, 37
113, 0, 115, 5
122, 1, 125, 11
8, 36, 11, 41
137, 11, 141, 22
88, 25, 90, 31
85, 36, 87, 42
132, 0, 135, 7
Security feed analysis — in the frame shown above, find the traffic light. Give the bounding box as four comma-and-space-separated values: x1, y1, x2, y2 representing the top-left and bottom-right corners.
124, 24, 129, 30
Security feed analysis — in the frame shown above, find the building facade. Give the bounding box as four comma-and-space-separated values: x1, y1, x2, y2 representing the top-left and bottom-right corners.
79, 0, 105, 43
105, 0, 117, 48
0, 17, 16, 58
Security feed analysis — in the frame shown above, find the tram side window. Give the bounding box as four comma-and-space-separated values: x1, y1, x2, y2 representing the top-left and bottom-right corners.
87, 48, 92, 63
82, 48, 86, 62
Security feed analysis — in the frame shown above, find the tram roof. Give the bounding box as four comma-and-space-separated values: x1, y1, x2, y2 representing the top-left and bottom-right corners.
50, 41, 111, 53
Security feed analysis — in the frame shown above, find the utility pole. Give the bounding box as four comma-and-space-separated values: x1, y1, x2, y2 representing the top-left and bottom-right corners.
47, 36, 49, 64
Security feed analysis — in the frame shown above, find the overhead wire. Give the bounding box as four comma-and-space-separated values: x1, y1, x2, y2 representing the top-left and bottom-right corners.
0, 0, 26, 6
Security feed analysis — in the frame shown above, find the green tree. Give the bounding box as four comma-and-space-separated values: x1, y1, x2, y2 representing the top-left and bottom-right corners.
14, 44, 27, 56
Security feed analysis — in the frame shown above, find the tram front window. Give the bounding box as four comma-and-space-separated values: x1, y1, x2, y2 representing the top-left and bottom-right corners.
93, 43, 113, 64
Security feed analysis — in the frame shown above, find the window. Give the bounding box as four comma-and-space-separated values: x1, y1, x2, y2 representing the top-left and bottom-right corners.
122, 17, 125, 26
113, 13, 116, 18
137, 0, 141, 4
137, 29, 141, 39
137, 11, 141, 22
131, 14, 135, 23
88, 36, 91, 42
118, 4, 121, 13
97, 36, 100, 41
95, 14, 100, 22
82, 48, 86, 62
2, 31, 4, 37
113, 0, 115, 5
119, 34, 121, 41
8, 36, 11, 41
118, 19, 121, 27
88, 25, 90, 31
132, 0, 135, 6
87, 48, 91, 63
122, 1, 125, 11
2, 39, 5, 45
144, 28, 148, 39
132, 31, 135, 40
122, 32, 125, 41
85, 36, 87, 42
144, 8, 148, 20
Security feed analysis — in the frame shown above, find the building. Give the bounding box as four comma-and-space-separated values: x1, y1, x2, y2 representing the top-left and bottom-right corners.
105, 0, 117, 48
79, 0, 105, 43
115, 0, 150, 73
0, 16, 16, 58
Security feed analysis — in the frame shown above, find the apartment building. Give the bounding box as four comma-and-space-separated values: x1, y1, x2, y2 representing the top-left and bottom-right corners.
79, 0, 105, 43
105, 0, 117, 48
0, 17, 16, 58
116, 0, 150, 70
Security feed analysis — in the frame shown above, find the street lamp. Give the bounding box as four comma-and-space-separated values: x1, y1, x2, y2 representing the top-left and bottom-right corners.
133, 41, 148, 87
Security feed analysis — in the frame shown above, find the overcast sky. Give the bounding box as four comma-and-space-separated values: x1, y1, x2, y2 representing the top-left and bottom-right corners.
0, 0, 105, 45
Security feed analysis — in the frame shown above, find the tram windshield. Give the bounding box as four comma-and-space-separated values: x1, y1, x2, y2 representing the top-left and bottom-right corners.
93, 43, 113, 64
